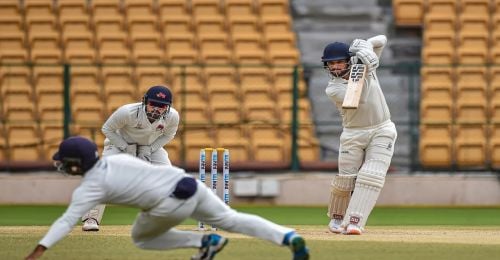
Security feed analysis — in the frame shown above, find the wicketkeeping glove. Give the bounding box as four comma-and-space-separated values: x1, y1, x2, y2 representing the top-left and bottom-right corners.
137, 145, 152, 162
356, 48, 379, 72
349, 39, 373, 54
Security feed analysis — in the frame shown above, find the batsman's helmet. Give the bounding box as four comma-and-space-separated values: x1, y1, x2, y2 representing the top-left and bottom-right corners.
321, 42, 351, 63
321, 42, 352, 78
142, 85, 173, 120
52, 136, 99, 175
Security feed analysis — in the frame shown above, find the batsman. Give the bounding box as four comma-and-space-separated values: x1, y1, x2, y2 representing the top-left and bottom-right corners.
322, 35, 397, 235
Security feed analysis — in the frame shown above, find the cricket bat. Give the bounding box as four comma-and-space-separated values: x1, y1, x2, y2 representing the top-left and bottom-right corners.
342, 62, 367, 109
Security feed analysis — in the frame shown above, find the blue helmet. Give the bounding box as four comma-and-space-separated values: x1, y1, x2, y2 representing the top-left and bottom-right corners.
52, 136, 99, 175
321, 42, 351, 63
143, 85, 173, 120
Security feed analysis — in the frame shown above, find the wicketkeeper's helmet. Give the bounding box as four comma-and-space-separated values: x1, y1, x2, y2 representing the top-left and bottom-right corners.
52, 136, 99, 175
142, 85, 173, 120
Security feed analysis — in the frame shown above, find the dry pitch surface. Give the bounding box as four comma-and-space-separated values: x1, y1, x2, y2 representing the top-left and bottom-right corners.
4, 225, 500, 244
4, 225, 500, 260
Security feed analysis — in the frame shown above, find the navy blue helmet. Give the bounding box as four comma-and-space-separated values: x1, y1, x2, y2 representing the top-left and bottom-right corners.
321, 42, 351, 63
321, 42, 352, 78
52, 136, 99, 175
143, 85, 173, 120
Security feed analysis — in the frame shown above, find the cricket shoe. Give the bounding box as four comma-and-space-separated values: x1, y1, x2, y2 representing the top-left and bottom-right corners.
284, 232, 310, 260
328, 218, 344, 234
343, 224, 362, 235
191, 234, 228, 260
82, 218, 99, 232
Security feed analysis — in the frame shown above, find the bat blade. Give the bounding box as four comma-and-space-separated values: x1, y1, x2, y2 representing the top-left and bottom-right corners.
342, 64, 367, 109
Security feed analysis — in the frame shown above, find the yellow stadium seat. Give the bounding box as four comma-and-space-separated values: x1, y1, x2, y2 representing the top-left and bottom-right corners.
39, 123, 64, 160
256, 0, 289, 18
393, 0, 424, 27
239, 67, 275, 101
194, 16, 227, 38
91, 0, 122, 22
225, 0, 256, 18
228, 16, 260, 38
58, 0, 89, 23
97, 34, 131, 64
158, 0, 190, 20
243, 102, 280, 123
73, 124, 106, 153
455, 124, 487, 168
198, 34, 232, 64
279, 99, 312, 124
161, 16, 193, 36
455, 67, 487, 123
215, 126, 251, 162
281, 124, 320, 162
124, 0, 157, 20
101, 66, 136, 99
419, 124, 453, 167
191, 0, 222, 18
232, 34, 267, 64
135, 66, 169, 94
131, 35, 164, 64
204, 67, 240, 104
420, 100, 453, 124
71, 66, 101, 95
64, 35, 96, 64
0, 66, 31, 98
459, 0, 490, 17
7, 123, 41, 161
25, 1, 55, 24
248, 124, 286, 161
164, 34, 198, 64
420, 67, 454, 102
211, 103, 242, 124
183, 125, 217, 162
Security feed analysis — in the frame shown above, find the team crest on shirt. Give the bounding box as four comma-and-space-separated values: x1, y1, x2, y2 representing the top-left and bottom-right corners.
156, 124, 164, 131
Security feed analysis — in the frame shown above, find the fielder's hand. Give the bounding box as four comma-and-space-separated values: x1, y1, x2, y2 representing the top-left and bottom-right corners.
137, 145, 152, 162
349, 39, 373, 54
356, 48, 379, 72
25, 245, 46, 260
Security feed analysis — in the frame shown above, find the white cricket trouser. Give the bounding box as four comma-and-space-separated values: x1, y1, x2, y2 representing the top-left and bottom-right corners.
102, 144, 172, 165
338, 120, 397, 228
338, 121, 397, 175
131, 180, 293, 250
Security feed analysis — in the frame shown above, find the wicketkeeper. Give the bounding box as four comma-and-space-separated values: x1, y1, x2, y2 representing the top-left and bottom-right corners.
25, 136, 309, 260
81, 85, 180, 231
322, 35, 397, 235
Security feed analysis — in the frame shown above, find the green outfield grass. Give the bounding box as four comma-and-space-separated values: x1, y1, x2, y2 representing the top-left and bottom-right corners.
1, 205, 500, 226
2, 206, 500, 260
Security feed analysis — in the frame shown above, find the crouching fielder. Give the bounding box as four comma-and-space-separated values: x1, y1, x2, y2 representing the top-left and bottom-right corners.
82, 85, 180, 231
322, 35, 397, 235
25, 137, 310, 260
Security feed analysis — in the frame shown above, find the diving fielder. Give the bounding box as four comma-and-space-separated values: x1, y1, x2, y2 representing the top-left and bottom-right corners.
82, 85, 180, 231
322, 35, 397, 235
25, 136, 310, 260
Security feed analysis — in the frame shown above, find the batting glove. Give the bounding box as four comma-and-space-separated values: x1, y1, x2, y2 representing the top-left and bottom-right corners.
349, 39, 373, 54
137, 145, 152, 162
356, 48, 379, 72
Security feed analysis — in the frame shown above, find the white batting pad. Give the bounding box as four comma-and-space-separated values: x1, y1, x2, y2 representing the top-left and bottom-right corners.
82, 204, 106, 224
342, 159, 388, 228
327, 174, 356, 220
